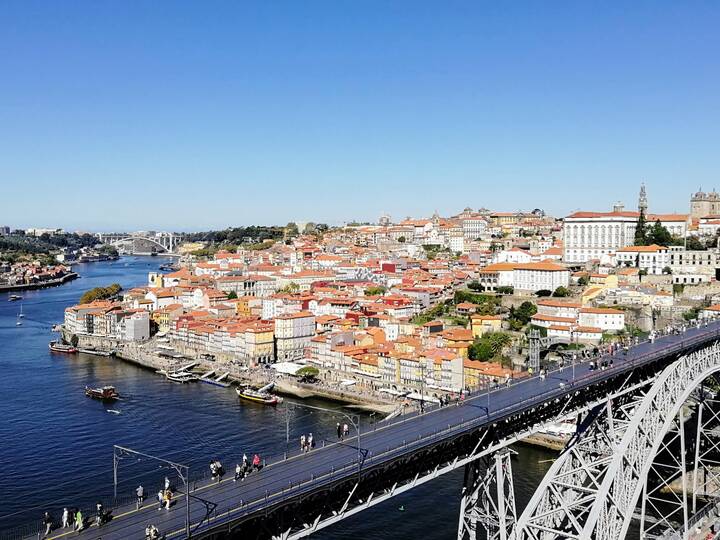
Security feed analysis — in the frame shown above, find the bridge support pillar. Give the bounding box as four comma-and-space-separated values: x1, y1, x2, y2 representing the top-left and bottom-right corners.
457, 448, 516, 540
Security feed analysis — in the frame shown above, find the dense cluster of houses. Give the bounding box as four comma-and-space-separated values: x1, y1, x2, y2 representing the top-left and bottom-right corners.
62, 187, 720, 395
0, 261, 72, 287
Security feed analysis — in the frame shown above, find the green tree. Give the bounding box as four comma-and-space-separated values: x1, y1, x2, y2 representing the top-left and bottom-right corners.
364, 285, 387, 296
578, 276, 589, 286
398, 236, 406, 243
296, 366, 320, 382
552, 286, 570, 297
70, 334, 79, 347
467, 280, 485, 292
496, 286, 514, 295
79, 283, 122, 304
227, 291, 238, 299
508, 301, 537, 330
468, 339, 494, 361
685, 236, 706, 251
662, 266, 672, 275
634, 208, 648, 245
647, 220, 672, 246
536, 289, 552, 297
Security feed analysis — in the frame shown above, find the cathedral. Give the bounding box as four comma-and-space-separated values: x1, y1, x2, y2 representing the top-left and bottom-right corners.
690, 189, 720, 219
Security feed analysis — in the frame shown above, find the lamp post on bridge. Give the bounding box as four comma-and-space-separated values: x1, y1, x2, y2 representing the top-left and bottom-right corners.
113, 445, 191, 539
284, 402, 362, 478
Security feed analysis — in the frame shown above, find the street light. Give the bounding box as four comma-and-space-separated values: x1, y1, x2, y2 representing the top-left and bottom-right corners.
284, 402, 363, 478
113, 445, 191, 539
419, 361, 426, 414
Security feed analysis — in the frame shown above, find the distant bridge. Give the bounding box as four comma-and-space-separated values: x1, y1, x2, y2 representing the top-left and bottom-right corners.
95, 232, 184, 253
8, 322, 720, 540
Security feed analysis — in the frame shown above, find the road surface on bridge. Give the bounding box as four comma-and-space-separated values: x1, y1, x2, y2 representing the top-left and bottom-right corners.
28, 321, 720, 540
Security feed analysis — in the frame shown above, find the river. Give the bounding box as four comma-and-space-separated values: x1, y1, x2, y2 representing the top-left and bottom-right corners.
0, 257, 556, 539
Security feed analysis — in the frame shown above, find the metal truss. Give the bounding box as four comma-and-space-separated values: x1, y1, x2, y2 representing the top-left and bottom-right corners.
514, 341, 720, 540
458, 449, 517, 540
692, 393, 720, 515
272, 369, 653, 539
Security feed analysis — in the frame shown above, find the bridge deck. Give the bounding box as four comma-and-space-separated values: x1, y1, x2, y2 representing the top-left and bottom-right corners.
22, 322, 720, 540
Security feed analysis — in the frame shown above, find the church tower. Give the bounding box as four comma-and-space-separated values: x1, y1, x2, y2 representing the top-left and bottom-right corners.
638, 183, 648, 214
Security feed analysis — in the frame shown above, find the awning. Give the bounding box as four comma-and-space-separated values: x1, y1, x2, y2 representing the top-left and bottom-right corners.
271, 361, 306, 376
339, 379, 356, 387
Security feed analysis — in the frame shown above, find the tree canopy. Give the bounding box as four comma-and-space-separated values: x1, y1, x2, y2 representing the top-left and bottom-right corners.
79, 283, 122, 304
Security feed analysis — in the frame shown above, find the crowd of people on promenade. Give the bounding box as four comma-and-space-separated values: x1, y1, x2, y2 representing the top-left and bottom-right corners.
40, 504, 109, 538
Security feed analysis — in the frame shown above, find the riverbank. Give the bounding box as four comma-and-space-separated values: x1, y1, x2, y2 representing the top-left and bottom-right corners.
521, 432, 568, 451
61, 330, 399, 414
0, 272, 78, 293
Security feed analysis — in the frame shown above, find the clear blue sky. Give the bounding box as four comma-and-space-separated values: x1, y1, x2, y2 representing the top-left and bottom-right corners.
1, 1, 718, 231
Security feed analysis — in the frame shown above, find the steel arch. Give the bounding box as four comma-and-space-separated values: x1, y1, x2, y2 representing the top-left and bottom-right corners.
109, 236, 171, 252
515, 341, 720, 540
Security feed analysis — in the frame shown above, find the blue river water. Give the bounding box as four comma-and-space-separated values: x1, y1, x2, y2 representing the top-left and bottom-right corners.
0, 257, 555, 539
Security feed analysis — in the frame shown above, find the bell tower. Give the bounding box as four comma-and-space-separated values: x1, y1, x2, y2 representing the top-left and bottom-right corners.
638, 183, 648, 214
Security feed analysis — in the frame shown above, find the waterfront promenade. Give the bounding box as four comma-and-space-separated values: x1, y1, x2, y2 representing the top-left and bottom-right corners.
15, 320, 720, 540
0, 272, 78, 293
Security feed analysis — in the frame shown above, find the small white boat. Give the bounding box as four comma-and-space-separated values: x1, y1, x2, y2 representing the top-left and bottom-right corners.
165, 371, 199, 383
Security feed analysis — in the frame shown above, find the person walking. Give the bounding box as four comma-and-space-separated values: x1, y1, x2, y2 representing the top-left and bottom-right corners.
157, 489, 164, 510
164, 476, 170, 491
252, 454, 261, 471
234, 463, 242, 482
61, 507, 69, 529
343, 423, 350, 438
300, 434, 306, 452
164, 489, 172, 510
74, 509, 84, 531
42, 512, 52, 537
307, 433, 314, 451
136, 485, 145, 509
95, 502, 104, 527
336, 422, 342, 440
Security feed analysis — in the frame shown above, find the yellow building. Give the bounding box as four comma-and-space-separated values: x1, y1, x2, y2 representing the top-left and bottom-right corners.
244, 325, 274, 364
470, 315, 503, 338
151, 303, 183, 333
463, 359, 516, 389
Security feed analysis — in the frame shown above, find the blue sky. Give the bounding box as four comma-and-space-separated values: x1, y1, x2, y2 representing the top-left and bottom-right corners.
1, 1, 718, 231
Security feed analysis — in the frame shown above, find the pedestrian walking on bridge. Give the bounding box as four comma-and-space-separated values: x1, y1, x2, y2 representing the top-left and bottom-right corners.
136, 485, 144, 509
42, 511, 52, 537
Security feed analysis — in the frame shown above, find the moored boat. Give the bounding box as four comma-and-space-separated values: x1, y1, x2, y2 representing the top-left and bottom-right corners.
78, 348, 115, 357
236, 384, 283, 406
8, 294, 22, 302
85, 385, 119, 401
165, 371, 199, 383
49, 340, 78, 354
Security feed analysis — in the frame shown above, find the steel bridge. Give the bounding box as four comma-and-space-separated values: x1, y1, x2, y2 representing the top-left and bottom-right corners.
9, 321, 720, 540
95, 231, 184, 253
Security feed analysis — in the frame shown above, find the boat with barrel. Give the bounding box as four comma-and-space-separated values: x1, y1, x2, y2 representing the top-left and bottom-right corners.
85, 385, 120, 401
236, 383, 283, 406
164, 370, 199, 383
49, 340, 78, 354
